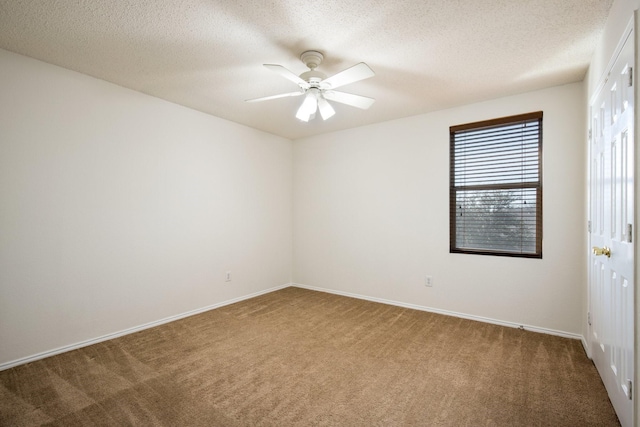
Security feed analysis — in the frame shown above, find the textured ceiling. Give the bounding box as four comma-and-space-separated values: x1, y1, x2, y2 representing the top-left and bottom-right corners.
0, 0, 613, 140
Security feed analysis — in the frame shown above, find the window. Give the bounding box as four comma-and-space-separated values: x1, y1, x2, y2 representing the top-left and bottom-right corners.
449, 111, 542, 258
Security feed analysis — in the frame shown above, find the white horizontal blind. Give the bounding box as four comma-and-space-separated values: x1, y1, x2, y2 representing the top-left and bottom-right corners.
450, 112, 542, 257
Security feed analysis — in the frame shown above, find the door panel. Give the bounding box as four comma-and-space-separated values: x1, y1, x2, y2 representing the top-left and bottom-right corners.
589, 27, 635, 427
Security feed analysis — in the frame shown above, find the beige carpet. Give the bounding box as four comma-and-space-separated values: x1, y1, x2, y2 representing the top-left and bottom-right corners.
0, 287, 620, 426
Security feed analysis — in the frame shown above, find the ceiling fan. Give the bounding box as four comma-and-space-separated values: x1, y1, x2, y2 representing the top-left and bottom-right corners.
246, 50, 375, 122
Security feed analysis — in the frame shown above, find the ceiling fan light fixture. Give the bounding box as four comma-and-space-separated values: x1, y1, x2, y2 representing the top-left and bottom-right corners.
296, 109, 311, 122
317, 96, 335, 120
296, 90, 319, 122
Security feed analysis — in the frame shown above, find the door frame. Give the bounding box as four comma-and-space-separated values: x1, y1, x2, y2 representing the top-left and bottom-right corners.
635, 12, 640, 426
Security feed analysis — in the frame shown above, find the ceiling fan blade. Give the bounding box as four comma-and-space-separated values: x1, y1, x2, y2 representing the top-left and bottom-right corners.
320, 62, 375, 89
245, 91, 304, 103
264, 64, 310, 88
317, 96, 335, 120
323, 90, 375, 109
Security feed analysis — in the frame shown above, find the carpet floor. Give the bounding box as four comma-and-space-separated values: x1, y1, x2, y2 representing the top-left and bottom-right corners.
0, 287, 620, 426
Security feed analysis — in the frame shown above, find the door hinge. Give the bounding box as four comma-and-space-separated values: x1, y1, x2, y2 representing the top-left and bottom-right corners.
627, 223, 633, 243
627, 379, 633, 400
587, 311, 592, 326
588, 220, 592, 233
588, 129, 592, 140
628, 67, 633, 87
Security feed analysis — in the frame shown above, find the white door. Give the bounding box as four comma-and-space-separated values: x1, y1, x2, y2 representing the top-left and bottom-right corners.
589, 27, 635, 427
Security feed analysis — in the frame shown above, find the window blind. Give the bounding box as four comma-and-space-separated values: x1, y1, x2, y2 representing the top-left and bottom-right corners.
449, 111, 542, 258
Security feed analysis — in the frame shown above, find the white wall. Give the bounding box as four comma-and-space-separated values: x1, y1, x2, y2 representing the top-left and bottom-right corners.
0, 49, 293, 367
293, 83, 585, 334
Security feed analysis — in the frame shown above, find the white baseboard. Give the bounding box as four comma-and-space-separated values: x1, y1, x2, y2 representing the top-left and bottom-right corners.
0, 283, 291, 371
293, 283, 586, 342
581, 336, 591, 358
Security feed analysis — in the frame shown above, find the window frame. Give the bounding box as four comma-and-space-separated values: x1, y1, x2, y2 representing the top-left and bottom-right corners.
449, 111, 543, 258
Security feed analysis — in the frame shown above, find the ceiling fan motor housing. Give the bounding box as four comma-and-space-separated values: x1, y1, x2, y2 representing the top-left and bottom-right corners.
299, 70, 327, 87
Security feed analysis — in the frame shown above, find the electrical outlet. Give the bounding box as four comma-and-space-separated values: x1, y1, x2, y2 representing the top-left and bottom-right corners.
425, 275, 433, 287
225, 271, 232, 282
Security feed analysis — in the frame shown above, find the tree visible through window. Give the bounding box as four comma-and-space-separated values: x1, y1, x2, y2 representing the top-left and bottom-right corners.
449, 112, 542, 258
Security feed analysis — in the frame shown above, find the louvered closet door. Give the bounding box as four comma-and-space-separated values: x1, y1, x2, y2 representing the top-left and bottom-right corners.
588, 26, 635, 427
